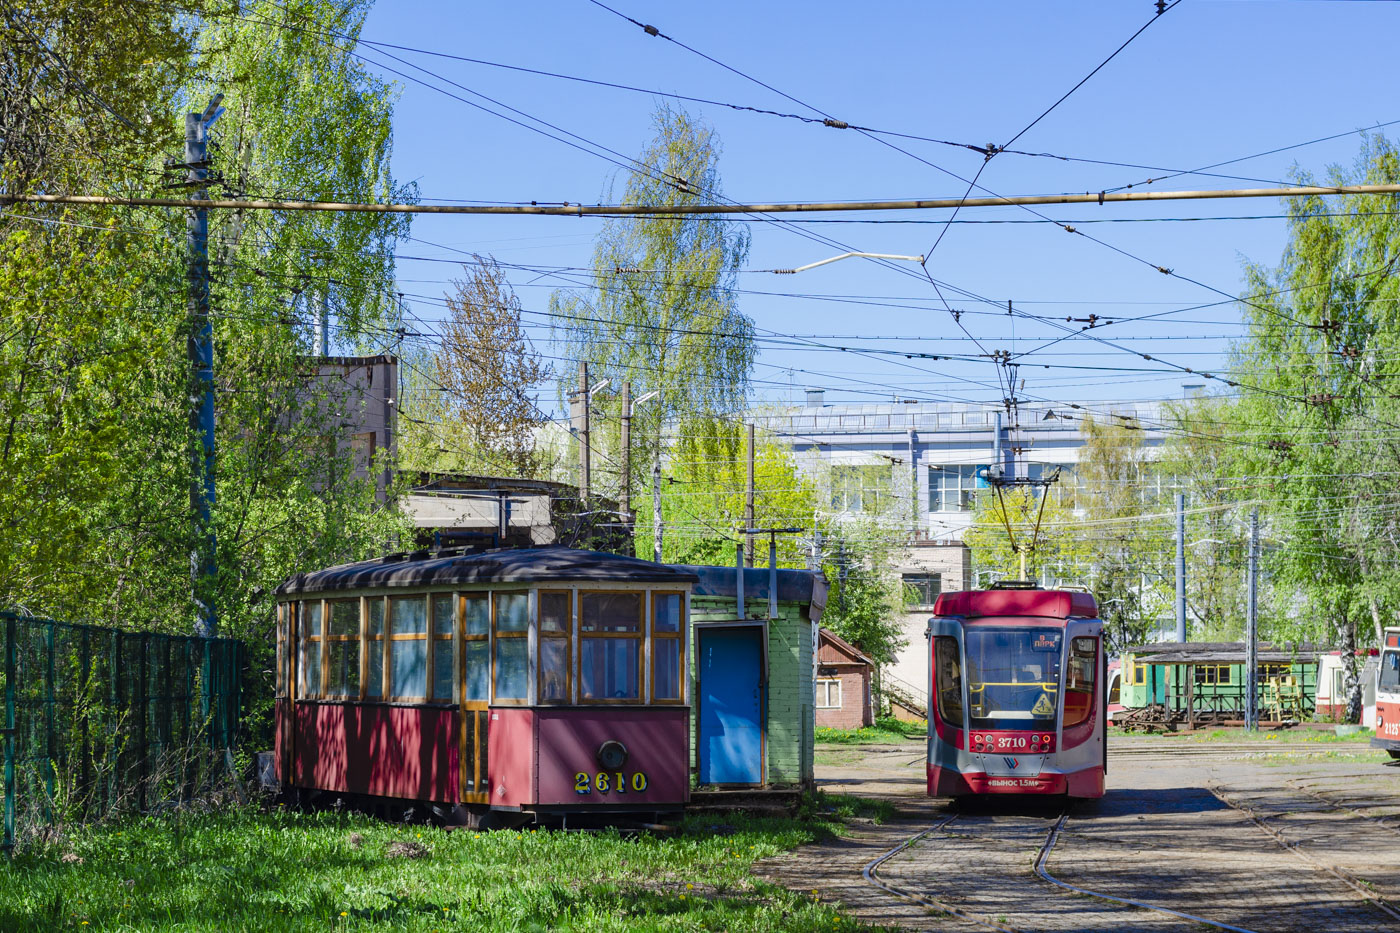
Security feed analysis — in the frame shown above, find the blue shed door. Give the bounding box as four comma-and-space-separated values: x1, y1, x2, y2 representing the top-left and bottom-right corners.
697, 626, 765, 785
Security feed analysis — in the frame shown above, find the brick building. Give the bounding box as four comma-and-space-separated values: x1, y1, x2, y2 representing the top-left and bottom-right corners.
815, 628, 874, 730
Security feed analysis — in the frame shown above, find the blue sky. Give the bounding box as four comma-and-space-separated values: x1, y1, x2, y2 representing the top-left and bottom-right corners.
357, 0, 1400, 412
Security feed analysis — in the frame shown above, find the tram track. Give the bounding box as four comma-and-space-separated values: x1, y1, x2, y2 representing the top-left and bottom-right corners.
1209, 784, 1400, 924
862, 807, 1267, 933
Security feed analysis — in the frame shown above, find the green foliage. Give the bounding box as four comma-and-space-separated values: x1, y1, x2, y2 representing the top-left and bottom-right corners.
0, 807, 880, 931
551, 105, 755, 508
820, 522, 905, 666
964, 484, 1089, 583
815, 718, 925, 745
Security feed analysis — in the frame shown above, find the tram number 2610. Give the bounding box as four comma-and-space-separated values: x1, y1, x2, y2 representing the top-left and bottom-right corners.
575, 771, 649, 795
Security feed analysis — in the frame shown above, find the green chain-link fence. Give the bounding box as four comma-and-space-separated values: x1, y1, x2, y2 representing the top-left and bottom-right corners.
0, 611, 245, 854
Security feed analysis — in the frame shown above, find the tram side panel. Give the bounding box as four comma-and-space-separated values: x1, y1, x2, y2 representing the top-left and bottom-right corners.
291, 702, 460, 803
1375, 631, 1400, 756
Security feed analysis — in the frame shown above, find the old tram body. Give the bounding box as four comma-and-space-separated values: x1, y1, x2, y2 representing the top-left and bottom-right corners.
1375, 627, 1400, 759
272, 547, 696, 824
926, 586, 1106, 799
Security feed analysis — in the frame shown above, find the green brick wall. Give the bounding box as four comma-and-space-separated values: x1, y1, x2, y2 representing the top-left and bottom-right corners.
690, 597, 815, 788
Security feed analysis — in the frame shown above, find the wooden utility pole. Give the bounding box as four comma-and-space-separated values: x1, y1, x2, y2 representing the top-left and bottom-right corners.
745, 423, 755, 567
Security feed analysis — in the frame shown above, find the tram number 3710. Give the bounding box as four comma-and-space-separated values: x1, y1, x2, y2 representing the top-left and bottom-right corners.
574, 771, 649, 794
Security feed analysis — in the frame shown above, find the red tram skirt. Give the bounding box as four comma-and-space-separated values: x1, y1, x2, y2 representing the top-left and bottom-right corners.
928, 763, 1105, 798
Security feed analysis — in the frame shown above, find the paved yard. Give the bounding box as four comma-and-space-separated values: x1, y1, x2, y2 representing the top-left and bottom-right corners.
758, 734, 1400, 932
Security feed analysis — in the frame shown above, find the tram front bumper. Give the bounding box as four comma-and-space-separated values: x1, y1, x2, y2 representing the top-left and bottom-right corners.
928, 763, 1103, 798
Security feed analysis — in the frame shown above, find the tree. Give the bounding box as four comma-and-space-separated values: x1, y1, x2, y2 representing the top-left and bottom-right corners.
1226, 135, 1400, 721
406, 257, 550, 476
964, 483, 1090, 585
820, 520, 906, 667
550, 104, 754, 522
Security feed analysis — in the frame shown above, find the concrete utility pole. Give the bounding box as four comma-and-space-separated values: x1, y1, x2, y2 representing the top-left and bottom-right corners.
619, 381, 631, 524
745, 423, 756, 567
186, 95, 223, 638
653, 455, 663, 562
1175, 492, 1187, 642
1246, 509, 1260, 731
577, 362, 590, 506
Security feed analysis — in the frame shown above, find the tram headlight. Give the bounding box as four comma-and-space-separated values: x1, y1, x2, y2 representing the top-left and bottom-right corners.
596, 740, 629, 771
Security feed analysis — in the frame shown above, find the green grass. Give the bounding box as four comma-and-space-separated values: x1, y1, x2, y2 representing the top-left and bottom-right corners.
0, 800, 888, 932
815, 717, 926, 745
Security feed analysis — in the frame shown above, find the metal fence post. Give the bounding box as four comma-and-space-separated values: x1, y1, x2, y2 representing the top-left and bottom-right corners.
44, 620, 55, 822
4, 615, 15, 855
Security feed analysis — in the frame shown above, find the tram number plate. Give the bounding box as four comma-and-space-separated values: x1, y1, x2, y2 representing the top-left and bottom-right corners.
574, 771, 649, 795
987, 736, 1032, 750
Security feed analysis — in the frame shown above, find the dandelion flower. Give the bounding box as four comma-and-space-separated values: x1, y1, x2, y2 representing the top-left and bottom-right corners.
686, 883, 693, 890
340, 911, 348, 917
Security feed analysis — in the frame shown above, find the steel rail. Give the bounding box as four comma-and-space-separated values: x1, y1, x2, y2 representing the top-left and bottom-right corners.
1210, 784, 1400, 923
860, 812, 1025, 933
1034, 812, 1263, 933
7, 183, 1400, 216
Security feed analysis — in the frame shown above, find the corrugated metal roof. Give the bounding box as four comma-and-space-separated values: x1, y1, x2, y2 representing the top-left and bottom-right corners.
275, 546, 698, 596
1128, 641, 1330, 664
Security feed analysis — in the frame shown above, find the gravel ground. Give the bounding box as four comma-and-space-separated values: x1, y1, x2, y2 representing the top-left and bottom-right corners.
756, 733, 1400, 932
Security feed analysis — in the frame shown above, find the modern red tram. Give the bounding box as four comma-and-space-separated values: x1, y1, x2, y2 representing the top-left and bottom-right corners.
926, 585, 1106, 798
272, 546, 697, 826
1374, 627, 1400, 760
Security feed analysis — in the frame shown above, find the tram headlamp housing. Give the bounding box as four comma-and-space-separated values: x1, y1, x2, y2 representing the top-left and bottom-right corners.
597, 740, 629, 771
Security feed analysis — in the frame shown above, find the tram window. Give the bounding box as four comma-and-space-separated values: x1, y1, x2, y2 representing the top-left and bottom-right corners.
1259, 662, 1289, 681
1064, 636, 1098, 727
934, 636, 963, 728
430, 594, 455, 702
389, 597, 429, 700
538, 591, 572, 703
1131, 661, 1146, 685
275, 604, 287, 699
461, 595, 488, 702
653, 592, 685, 701
299, 600, 323, 698
965, 628, 1061, 730
493, 592, 529, 701
325, 599, 361, 698
580, 592, 642, 701
1193, 665, 1231, 685
366, 597, 385, 698
1380, 652, 1400, 692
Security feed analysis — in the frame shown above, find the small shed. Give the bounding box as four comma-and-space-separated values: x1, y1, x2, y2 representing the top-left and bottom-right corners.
1120, 641, 1325, 725
815, 628, 874, 730
672, 564, 828, 790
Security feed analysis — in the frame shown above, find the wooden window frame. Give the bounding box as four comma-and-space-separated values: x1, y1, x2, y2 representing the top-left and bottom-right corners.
491, 590, 530, 705
275, 603, 288, 700
815, 677, 841, 709
299, 599, 325, 699
537, 589, 573, 705
386, 595, 430, 702
324, 597, 362, 700
650, 590, 686, 705
578, 590, 644, 705
365, 595, 387, 700
428, 593, 456, 705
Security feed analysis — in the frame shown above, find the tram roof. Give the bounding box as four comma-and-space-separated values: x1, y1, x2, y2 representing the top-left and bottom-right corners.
932, 588, 1098, 620
275, 545, 699, 596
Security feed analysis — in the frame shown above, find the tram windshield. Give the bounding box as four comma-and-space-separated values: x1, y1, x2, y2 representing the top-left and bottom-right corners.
965, 627, 1062, 730
1381, 651, 1400, 693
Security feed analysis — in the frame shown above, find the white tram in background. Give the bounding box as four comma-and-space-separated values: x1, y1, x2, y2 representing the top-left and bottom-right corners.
927, 585, 1106, 799
1375, 627, 1400, 760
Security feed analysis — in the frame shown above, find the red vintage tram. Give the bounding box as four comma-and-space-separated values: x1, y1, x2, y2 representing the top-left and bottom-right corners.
272, 546, 697, 826
926, 585, 1106, 798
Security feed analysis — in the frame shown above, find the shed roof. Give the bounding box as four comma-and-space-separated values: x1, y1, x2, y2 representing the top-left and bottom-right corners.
1127, 641, 1330, 665
275, 546, 697, 596
819, 627, 874, 667
674, 564, 829, 612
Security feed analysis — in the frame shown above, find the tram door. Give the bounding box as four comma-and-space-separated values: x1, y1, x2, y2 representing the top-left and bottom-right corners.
697, 625, 766, 785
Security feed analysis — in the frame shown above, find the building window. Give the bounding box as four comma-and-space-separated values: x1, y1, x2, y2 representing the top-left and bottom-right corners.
493, 592, 529, 701
816, 678, 842, 709
1193, 664, 1231, 685
351, 432, 376, 472
538, 591, 572, 703
580, 591, 642, 701
430, 594, 455, 703
299, 600, 323, 698
388, 597, 429, 700
831, 464, 890, 513
652, 592, 685, 702
902, 573, 942, 608
325, 599, 361, 698
462, 595, 489, 703
929, 465, 984, 512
